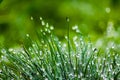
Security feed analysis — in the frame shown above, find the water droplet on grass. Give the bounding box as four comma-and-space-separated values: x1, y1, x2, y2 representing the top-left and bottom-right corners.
94, 55, 97, 59
50, 26, 54, 30
8, 48, 13, 52
103, 58, 106, 61
73, 67, 76, 70
56, 63, 61, 66
48, 30, 51, 33
117, 63, 120, 66
28, 48, 32, 51
66, 17, 70, 22
43, 32, 46, 35
73, 36, 78, 41
80, 72, 83, 77
41, 21, 45, 26
39, 51, 42, 55
1, 55, 7, 61
41, 68, 45, 72
46, 23, 49, 28
107, 21, 115, 37
76, 29, 80, 33
31, 16, 33, 20
30, 76, 32, 80
40, 17, 42, 20
45, 28, 48, 32
45, 78, 48, 80
108, 54, 111, 57
65, 36, 68, 39
105, 7, 111, 13
112, 46, 115, 49
36, 72, 39, 75
44, 44, 47, 47
69, 73, 74, 77
41, 40, 44, 44
40, 29, 43, 32
74, 41, 79, 47
1, 49, 6, 53
72, 25, 78, 30
26, 34, 29, 37
0, 69, 2, 73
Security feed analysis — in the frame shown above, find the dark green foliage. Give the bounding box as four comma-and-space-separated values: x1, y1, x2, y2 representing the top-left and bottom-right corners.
0, 0, 3, 4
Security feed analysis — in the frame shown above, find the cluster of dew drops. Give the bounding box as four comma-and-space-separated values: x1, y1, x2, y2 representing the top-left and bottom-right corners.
30, 16, 54, 34
30, 16, 82, 50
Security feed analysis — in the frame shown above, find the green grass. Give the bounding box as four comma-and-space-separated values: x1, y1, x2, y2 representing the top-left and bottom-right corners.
0, 19, 120, 80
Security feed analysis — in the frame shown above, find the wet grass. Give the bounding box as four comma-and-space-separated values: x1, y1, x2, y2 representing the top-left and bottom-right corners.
0, 18, 120, 80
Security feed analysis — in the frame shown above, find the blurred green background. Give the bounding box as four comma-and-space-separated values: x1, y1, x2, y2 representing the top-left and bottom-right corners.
0, 0, 120, 47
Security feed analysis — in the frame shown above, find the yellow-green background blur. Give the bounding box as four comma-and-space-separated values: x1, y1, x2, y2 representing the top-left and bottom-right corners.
0, 0, 120, 47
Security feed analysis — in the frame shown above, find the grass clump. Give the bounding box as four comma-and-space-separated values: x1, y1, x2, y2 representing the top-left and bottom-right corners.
0, 19, 120, 80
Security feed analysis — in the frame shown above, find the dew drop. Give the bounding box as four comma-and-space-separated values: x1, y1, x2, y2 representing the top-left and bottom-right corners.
50, 26, 54, 30
56, 63, 61, 66
112, 46, 115, 49
41, 68, 45, 72
105, 7, 111, 13
103, 58, 106, 61
11, 78, 14, 80
74, 41, 79, 47
66, 17, 70, 22
46, 23, 49, 28
43, 32, 46, 35
26, 34, 29, 37
28, 48, 32, 51
30, 76, 32, 80
73, 36, 78, 41
8, 48, 14, 52
1, 49, 6, 54
94, 56, 97, 59
107, 21, 115, 37
0, 69, 2, 73
108, 68, 111, 72
69, 73, 74, 77
1, 55, 7, 61
63, 43, 67, 47
117, 63, 120, 66
39, 51, 42, 55
76, 54, 80, 58
73, 67, 76, 70
80, 72, 83, 77
45, 78, 48, 80
41, 21, 45, 26
48, 30, 51, 33
76, 29, 80, 33
32, 44, 35, 47
41, 40, 44, 44
30, 16, 33, 20
40, 17, 43, 20
44, 44, 47, 47
72, 25, 78, 30
40, 30, 43, 32
108, 54, 110, 57
78, 75, 81, 78
37, 72, 39, 75
65, 36, 68, 39
45, 28, 48, 32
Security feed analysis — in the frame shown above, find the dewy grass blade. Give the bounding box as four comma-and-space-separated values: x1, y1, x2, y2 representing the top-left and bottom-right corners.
66, 17, 74, 71
52, 35, 68, 79
0, 18, 120, 79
